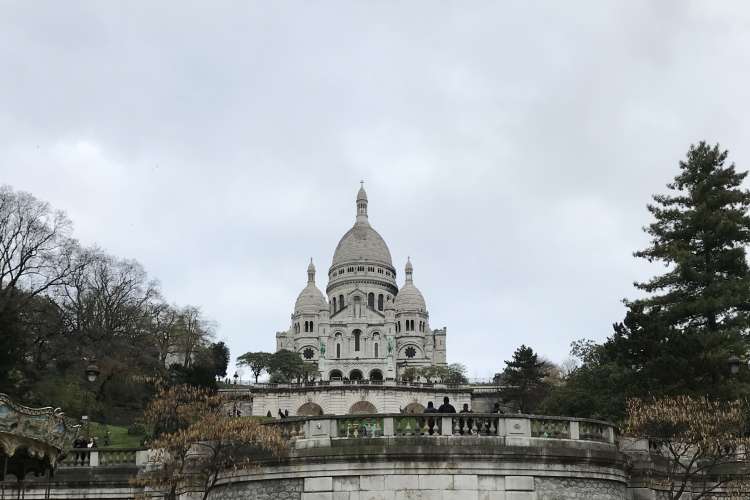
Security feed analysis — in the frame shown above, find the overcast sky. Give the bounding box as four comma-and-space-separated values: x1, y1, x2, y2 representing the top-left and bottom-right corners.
2, 2, 750, 379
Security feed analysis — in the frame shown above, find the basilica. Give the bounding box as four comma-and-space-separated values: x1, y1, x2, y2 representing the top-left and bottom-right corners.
276, 185, 447, 381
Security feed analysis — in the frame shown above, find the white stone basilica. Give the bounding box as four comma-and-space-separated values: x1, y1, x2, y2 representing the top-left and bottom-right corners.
276, 185, 447, 382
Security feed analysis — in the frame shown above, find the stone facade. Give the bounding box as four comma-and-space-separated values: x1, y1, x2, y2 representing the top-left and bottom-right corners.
239, 383, 473, 417
536, 478, 627, 500
275, 186, 447, 382
208, 478, 302, 500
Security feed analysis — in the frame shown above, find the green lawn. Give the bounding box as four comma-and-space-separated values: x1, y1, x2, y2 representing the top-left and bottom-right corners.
87, 422, 146, 448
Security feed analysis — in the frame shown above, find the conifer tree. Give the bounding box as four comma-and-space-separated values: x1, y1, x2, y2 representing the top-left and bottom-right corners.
502, 345, 549, 413
611, 141, 750, 399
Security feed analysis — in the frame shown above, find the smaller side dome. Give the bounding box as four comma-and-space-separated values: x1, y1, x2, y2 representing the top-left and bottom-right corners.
295, 259, 328, 314
394, 257, 427, 313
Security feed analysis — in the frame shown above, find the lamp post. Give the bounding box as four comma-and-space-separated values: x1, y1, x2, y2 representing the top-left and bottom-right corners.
85, 363, 100, 383
83, 362, 100, 432
727, 355, 741, 375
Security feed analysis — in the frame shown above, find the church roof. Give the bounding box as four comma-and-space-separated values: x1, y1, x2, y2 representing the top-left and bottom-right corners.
394, 258, 427, 312
295, 259, 328, 313
332, 222, 392, 267
331, 185, 393, 267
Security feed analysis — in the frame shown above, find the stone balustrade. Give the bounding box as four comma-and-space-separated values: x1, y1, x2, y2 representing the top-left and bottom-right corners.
58, 447, 148, 468
266, 412, 616, 446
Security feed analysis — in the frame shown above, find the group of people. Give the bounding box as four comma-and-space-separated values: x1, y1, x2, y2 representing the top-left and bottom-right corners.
72, 437, 97, 465
418, 397, 506, 435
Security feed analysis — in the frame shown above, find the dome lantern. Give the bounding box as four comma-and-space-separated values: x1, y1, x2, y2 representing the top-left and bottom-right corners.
356, 181, 368, 223
405, 257, 413, 283
307, 258, 316, 284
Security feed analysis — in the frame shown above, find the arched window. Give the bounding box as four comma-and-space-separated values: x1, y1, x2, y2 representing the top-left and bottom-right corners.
310, 321, 314, 331
374, 343, 379, 358
354, 296, 361, 316
339, 295, 344, 309
353, 329, 361, 351
336, 344, 341, 358
304, 321, 308, 332
378, 294, 383, 311
332, 297, 337, 312
368, 293, 375, 309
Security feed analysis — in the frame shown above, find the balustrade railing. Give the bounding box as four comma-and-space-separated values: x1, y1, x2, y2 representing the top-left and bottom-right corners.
394, 415, 441, 436
530, 418, 570, 439
579, 420, 609, 442
337, 417, 384, 438
273, 419, 307, 440
60, 448, 144, 467
264, 414, 616, 445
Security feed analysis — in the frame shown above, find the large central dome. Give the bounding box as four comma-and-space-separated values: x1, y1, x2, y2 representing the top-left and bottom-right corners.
330, 185, 393, 267
332, 222, 392, 266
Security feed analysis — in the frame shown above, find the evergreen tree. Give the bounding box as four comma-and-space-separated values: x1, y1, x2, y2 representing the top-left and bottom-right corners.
502, 345, 549, 413
611, 142, 750, 399
543, 142, 750, 421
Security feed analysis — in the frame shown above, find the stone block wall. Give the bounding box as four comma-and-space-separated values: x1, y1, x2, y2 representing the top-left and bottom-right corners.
208, 478, 303, 500
535, 478, 626, 500
209, 474, 629, 500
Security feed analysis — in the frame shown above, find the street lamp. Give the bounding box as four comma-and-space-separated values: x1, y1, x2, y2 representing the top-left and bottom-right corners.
85, 363, 100, 383
727, 355, 741, 375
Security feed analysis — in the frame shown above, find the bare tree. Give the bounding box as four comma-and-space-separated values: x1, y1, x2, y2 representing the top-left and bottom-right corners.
175, 306, 214, 368
0, 185, 82, 316
625, 396, 750, 499
146, 299, 181, 367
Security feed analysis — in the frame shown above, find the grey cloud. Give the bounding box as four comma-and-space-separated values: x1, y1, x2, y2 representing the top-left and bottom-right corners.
2, 1, 749, 379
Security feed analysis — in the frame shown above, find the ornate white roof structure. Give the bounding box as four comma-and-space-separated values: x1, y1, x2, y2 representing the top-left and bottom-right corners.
294, 259, 328, 314
331, 183, 392, 267
331, 223, 392, 267
394, 258, 426, 313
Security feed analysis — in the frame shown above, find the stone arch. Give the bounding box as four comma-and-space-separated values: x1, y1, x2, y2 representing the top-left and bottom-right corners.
349, 400, 377, 414
349, 369, 363, 381
369, 369, 383, 381
403, 402, 425, 414
296, 402, 324, 416
329, 369, 343, 380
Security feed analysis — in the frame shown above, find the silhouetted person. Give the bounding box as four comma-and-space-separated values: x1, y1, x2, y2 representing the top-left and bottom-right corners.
73, 437, 86, 465
459, 403, 474, 434
267, 410, 273, 418
492, 402, 505, 414
438, 397, 456, 413
284, 409, 289, 418
278, 409, 286, 419
423, 401, 438, 434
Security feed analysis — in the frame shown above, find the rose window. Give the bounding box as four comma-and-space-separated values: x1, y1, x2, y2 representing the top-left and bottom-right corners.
405, 346, 416, 358
303, 348, 315, 360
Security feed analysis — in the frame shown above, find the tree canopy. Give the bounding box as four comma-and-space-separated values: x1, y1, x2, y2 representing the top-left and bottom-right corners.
0, 185, 221, 424
543, 142, 750, 421
501, 345, 550, 413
